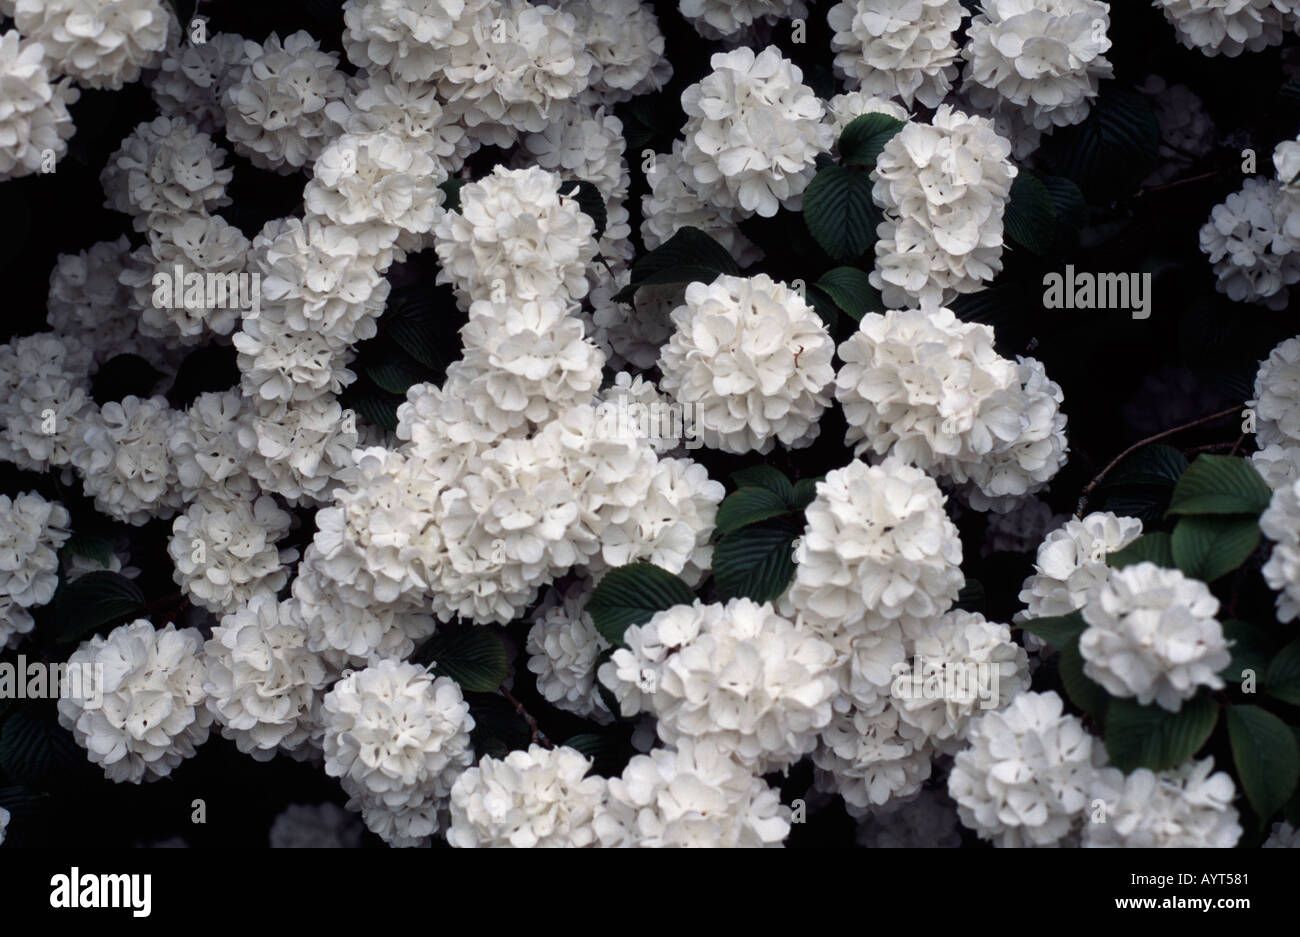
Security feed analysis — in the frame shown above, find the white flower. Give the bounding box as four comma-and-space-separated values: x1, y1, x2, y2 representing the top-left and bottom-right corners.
46, 237, 141, 363
1085, 758, 1242, 847
58, 621, 213, 784
322, 660, 475, 847
1264, 821, 1300, 847
448, 744, 606, 848
169, 494, 297, 616
1080, 562, 1228, 711
960, 0, 1113, 154
238, 397, 360, 506
270, 802, 365, 848
204, 594, 331, 761
789, 458, 964, 641
169, 390, 259, 506
341, 0, 495, 83
221, 31, 348, 173
100, 117, 233, 235
658, 274, 836, 455
1199, 177, 1300, 309
596, 739, 791, 847
948, 690, 1106, 847
433, 165, 596, 309
600, 598, 840, 773
12, 0, 170, 90
324, 69, 475, 171
149, 31, 249, 133
679, 0, 808, 37
640, 141, 762, 267
823, 91, 910, 140
814, 700, 935, 812
79, 395, 185, 525
560, 0, 671, 104
854, 788, 963, 847
305, 131, 446, 265
0, 491, 69, 646
515, 102, 629, 203
891, 610, 1031, 753
870, 107, 1018, 308
526, 580, 613, 724
1260, 477, 1300, 622
826, 0, 964, 109
233, 316, 355, 405
594, 372, 684, 454
1251, 336, 1300, 448
679, 45, 831, 218
1274, 136, 1300, 249
121, 214, 251, 343
1154, 0, 1286, 57
395, 365, 509, 486
0, 30, 78, 181
1250, 443, 1300, 490
1018, 512, 1143, 624
0, 805, 8, 844
0, 331, 96, 473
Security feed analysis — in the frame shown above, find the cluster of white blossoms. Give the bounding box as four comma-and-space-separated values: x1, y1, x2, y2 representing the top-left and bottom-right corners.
1199, 177, 1300, 309
57, 621, 213, 784
1086, 758, 1242, 847
1017, 512, 1144, 619
0, 332, 97, 478
853, 788, 963, 848
1154, 0, 1296, 57
526, 581, 613, 724
269, 802, 365, 849
80, 395, 186, 525
680, 0, 808, 39
149, 31, 249, 134
0, 29, 79, 181
1261, 478, 1300, 622
822, 91, 909, 140
658, 274, 835, 455
679, 46, 831, 218
960, 0, 1113, 157
1250, 337, 1300, 477
640, 140, 762, 267
827, 0, 964, 109
1079, 562, 1229, 711
836, 307, 1067, 508
871, 107, 1018, 308
0, 491, 69, 647
7, 0, 170, 90
321, 660, 475, 847
561, 0, 672, 105
204, 595, 331, 762
45, 238, 143, 366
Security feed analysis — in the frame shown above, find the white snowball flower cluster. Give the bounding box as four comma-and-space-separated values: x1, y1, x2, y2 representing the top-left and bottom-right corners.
0, 492, 70, 648
814, 701, 935, 811
321, 660, 475, 848
79, 395, 185, 525
1251, 443, 1300, 490
1085, 758, 1242, 847
657, 274, 835, 455
168, 495, 297, 616
204, 594, 331, 761
100, 117, 233, 236
679, 45, 831, 218
826, 0, 964, 109
149, 31, 249, 134
1154, 0, 1287, 57
585, 276, 681, 372
599, 598, 840, 773
1260, 478, 1300, 622
434, 165, 596, 310
0, 30, 79, 181
680, 0, 808, 38
854, 788, 964, 847
1264, 821, 1300, 847
433, 0, 595, 146
526, 581, 613, 724
221, 31, 348, 173
0, 331, 96, 475
325, 69, 475, 172
560, 0, 671, 105
168, 390, 259, 506
960, 0, 1113, 157
304, 130, 446, 265
1274, 136, 1300, 249
0, 806, 7, 845
45, 238, 142, 364
1199, 177, 1300, 310
121, 214, 251, 343
237, 396, 361, 506
10, 0, 170, 90
58, 621, 213, 784
1251, 336, 1300, 449
789, 457, 964, 642
823, 91, 910, 140
448, 745, 607, 848
870, 107, 1017, 308
948, 690, 1107, 846
595, 739, 792, 847
270, 802, 365, 848
341, 0, 495, 83
1017, 512, 1144, 620
1079, 562, 1229, 711
640, 141, 762, 266
836, 308, 1067, 505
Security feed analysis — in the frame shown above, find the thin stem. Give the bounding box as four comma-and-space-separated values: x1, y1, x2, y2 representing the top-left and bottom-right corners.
1138, 170, 1221, 195
1075, 404, 1241, 517
500, 686, 552, 748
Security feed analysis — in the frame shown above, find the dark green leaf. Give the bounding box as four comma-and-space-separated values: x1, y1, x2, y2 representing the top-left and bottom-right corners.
339, 387, 401, 432
1004, 171, 1058, 255
1061, 635, 1109, 722
464, 692, 532, 759
62, 532, 115, 569
50, 571, 147, 645
1220, 620, 1274, 686
1041, 175, 1087, 231
1166, 455, 1271, 517
1226, 705, 1300, 821
955, 579, 986, 614
440, 178, 467, 212
815, 266, 884, 321
1267, 641, 1300, 706
1105, 696, 1219, 773
0, 705, 89, 789
801, 165, 879, 262
836, 112, 907, 168
1018, 610, 1086, 647
1102, 444, 1188, 489
585, 563, 694, 647
1170, 515, 1259, 583
805, 286, 840, 330
715, 486, 792, 536
731, 465, 794, 502
1107, 532, 1174, 570
1042, 86, 1160, 200
384, 316, 446, 372
791, 477, 822, 510
613, 227, 740, 303
417, 628, 509, 693
559, 179, 607, 241
365, 355, 433, 396
713, 519, 801, 603
564, 732, 636, 778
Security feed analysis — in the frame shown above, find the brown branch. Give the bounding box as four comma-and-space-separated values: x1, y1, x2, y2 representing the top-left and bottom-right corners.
500, 686, 552, 748
1137, 170, 1222, 196
1075, 405, 1242, 518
